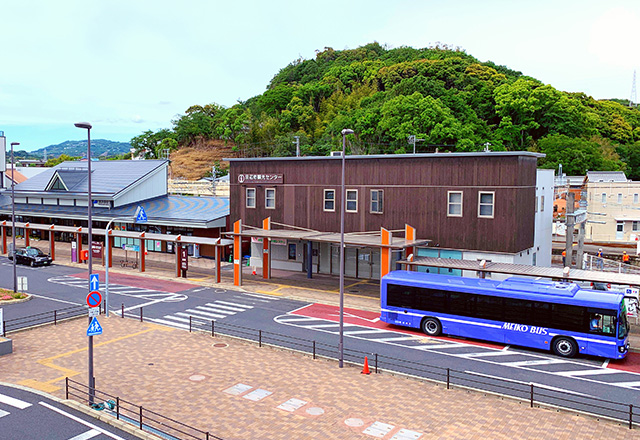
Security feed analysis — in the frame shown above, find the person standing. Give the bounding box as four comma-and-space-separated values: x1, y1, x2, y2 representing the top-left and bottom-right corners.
596, 248, 604, 270
562, 250, 566, 266
623, 250, 630, 272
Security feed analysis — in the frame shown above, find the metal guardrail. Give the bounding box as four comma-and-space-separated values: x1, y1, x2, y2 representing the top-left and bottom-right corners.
2, 304, 87, 336
65, 377, 222, 440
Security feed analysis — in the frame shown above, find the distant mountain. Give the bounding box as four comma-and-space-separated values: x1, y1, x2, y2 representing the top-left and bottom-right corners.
30, 139, 132, 158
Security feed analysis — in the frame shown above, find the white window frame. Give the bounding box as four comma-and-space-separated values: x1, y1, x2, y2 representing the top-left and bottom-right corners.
541, 195, 545, 212
633, 221, 639, 232
265, 188, 276, 209
370, 189, 384, 214
618, 193, 623, 204
634, 193, 639, 204
246, 188, 256, 209
323, 189, 335, 212
535, 196, 538, 212
447, 191, 463, 217
601, 193, 607, 204
478, 191, 495, 218
346, 189, 358, 213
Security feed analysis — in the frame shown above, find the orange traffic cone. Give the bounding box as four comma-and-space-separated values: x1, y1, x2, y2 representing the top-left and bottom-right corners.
361, 356, 371, 375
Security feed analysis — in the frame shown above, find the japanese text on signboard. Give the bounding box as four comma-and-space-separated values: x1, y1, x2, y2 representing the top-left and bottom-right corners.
237, 174, 283, 184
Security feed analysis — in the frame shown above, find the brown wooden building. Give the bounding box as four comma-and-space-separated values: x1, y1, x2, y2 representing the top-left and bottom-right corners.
227, 151, 550, 279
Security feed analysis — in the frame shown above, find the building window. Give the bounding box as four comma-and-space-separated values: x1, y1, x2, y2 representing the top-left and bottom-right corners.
535, 196, 538, 212
448, 191, 463, 217
478, 192, 494, 218
246, 188, 256, 208
618, 193, 623, 204
265, 188, 276, 209
601, 193, 606, 204
346, 189, 358, 213
635, 194, 639, 204
633, 221, 639, 232
324, 189, 335, 212
371, 190, 384, 214
541, 195, 545, 212
617, 222, 624, 233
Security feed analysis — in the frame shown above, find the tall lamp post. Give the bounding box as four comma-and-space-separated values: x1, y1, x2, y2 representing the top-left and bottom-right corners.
339, 128, 353, 368
74, 122, 94, 403
9, 142, 18, 293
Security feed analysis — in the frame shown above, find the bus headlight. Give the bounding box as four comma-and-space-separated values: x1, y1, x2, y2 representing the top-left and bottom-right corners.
619, 344, 629, 353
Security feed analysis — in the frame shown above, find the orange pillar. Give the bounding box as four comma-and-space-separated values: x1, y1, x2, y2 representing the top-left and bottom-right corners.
405, 224, 416, 271
77, 232, 82, 262
380, 227, 392, 279
49, 229, 55, 261
215, 244, 221, 283
262, 217, 271, 279
139, 235, 146, 272
233, 220, 242, 286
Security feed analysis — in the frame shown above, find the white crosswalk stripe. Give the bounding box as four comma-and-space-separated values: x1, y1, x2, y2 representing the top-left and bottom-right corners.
173, 313, 206, 325
207, 302, 245, 312
150, 318, 191, 330
0, 409, 9, 418
215, 300, 254, 309
0, 393, 31, 409
196, 305, 235, 316
68, 429, 102, 440
185, 308, 226, 319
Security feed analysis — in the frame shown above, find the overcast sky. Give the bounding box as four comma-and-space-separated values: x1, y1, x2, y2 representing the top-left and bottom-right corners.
2, 0, 639, 151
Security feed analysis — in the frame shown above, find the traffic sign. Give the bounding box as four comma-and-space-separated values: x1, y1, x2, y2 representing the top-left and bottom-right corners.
88, 307, 100, 318
135, 205, 148, 223
86, 291, 102, 308
87, 317, 103, 336
89, 273, 99, 292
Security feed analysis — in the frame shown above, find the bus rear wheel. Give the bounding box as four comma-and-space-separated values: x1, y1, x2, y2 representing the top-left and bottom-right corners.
421, 318, 442, 336
552, 337, 577, 358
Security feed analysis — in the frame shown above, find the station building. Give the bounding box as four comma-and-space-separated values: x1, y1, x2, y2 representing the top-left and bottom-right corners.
227, 151, 554, 281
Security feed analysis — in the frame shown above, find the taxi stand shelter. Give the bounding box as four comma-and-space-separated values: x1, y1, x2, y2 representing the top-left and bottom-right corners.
0, 220, 233, 282
228, 219, 430, 287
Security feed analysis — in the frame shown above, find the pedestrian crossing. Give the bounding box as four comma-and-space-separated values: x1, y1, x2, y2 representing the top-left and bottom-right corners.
274, 313, 640, 391
149, 299, 261, 330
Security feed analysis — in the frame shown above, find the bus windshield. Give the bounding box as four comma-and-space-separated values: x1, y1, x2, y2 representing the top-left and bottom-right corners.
619, 302, 630, 340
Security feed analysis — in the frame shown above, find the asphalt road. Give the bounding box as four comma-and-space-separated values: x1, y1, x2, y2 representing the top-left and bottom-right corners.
2, 257, 640, 423
0, 384, 140, 440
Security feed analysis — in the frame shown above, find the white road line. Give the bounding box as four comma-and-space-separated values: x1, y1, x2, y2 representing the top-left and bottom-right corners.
306, 323, 349, 328
277, 317, 318, 322
0, 409, 9, 418
171, 314, 206, 324
196, 305, 234, 316
501, 359, 567, 367
39, 402, 126, 440
207, 303, 245, 312
370, 336, 419, 342
343, 329, 388, 335
413, 343, 463, 350
29, 294, 84, 306
461, 351, 516, 358
463, 371, 594, 397
614, 381, 640, 387
0, 393, 32, 409
185, 308, 226, 319
148, 318, 192, 330
68, 429, 101, 440
556, 369, 624, 377
215, 300, 253, 309
242, 293, 275, 301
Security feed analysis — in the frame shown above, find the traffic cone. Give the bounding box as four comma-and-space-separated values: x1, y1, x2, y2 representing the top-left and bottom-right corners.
252, 266, 256, 275
361, 356, 371, 375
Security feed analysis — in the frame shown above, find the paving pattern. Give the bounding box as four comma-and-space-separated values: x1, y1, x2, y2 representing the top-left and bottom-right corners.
0, 317, 637, 439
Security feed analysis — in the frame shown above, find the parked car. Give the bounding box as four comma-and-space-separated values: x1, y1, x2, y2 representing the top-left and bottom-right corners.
8, 247, 52, 267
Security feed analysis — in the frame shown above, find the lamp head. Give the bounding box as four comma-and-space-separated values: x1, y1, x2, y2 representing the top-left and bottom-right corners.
74, 122, 92, 130
341, 129, 354, 136
10, 142, 19, 147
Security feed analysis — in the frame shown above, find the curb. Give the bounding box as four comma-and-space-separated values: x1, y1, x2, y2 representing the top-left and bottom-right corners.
0, 294, 32, 305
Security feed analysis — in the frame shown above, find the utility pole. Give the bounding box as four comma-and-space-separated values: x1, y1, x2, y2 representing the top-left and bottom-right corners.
630, 70, 637, 108
565, 192, 575, 268
408, 135, 424, 154
293, 136, 300, 157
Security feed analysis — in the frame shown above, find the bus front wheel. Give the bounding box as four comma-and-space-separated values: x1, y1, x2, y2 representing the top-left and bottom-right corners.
421, 318, 442, 336
552, 337, 577, 358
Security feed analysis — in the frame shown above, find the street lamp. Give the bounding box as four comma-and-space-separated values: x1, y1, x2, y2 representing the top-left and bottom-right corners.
9, 142, 18, 294
339, 128, 354, 368
74, 121, 94, 404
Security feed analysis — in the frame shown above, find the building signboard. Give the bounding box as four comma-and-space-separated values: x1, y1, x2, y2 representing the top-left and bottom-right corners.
237, 174, 283, 184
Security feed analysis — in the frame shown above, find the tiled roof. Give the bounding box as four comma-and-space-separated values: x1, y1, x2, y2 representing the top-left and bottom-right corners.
587, 171, 628, 183
12, 160, 167, 196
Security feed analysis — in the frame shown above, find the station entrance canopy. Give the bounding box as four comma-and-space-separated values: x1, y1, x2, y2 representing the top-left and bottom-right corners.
398, 256, 640, 287
227, 219, 430, 287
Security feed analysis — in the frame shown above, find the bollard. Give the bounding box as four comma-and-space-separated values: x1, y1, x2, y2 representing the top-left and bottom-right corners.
259, 330, 262, 347
630, 404, 634, 430
313, 341, 316, 360
116, 397, 120, 420
139, 405, 143, 430
446, 368, 450, 389
530, 384, 534, 408
121, 303, 124, 318
139, 307, 143, 322
211, 320, 215, 337
189, 316, 192, 332
375, 353, 378, 374
65, 377, 69, 400
54, 310, 57, 326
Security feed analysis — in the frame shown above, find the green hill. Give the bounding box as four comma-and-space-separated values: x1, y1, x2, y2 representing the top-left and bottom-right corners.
131, 42, 640, 178
32, 139, 131, 159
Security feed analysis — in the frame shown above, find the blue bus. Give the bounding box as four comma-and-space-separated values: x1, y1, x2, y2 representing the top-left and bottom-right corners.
380, 271, 630, 359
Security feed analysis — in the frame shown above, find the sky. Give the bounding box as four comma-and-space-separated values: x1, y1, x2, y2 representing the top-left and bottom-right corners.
1, 0, 639, 152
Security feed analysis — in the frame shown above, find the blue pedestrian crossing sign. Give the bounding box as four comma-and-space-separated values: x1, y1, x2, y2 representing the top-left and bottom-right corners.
87, 317, 103, 336
135, 205, 147, 223
89, 273, 99, 292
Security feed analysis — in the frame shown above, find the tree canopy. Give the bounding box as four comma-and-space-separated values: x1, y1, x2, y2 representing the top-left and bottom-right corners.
133, 42, 640, 176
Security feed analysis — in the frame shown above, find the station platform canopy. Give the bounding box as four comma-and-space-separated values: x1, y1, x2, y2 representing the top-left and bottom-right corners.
399, 256, 640, 287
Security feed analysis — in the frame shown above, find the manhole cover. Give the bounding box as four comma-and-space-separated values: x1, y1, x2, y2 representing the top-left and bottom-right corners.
306, 407, 325, 416
189, 375, 206, 382
213, 343, 228, 348
344, 417, 364, 427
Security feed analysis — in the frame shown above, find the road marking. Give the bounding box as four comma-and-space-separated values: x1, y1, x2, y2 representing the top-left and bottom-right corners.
196, 305, 234, 316
460, 351, 516, 358
68, 429, 101, 440
242, 293, 275, 301
276, 317, 318, 323
501, 359, 567, 367
306, 323, 351, 329
208, 303, 245, 312
371, 336, 419, 342
556, 369, 623, 377
29, 294, 84, 306
149, 318, 191, 330
0, 409, 9, 418
413, 343, 465, 350
216, 300, 253, 309
0, 393, 32, 409
173, 313, 206, 324
464, 371, 594, 397
185, 308, 226, 319
39, 402, 126, 440
343, 330, 388, 335
611, 381, 640, 388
